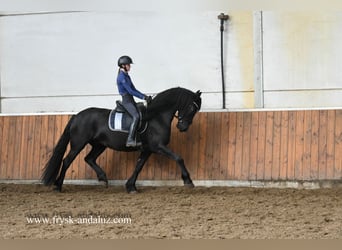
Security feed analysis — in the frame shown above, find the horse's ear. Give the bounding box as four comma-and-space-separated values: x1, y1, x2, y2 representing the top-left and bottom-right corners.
196, 90, 202, 97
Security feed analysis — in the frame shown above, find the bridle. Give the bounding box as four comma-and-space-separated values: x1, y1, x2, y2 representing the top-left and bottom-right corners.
175, 101, 200, 123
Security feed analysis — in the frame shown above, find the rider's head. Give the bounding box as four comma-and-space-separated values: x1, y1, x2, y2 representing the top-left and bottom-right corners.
118, 55, 133, 72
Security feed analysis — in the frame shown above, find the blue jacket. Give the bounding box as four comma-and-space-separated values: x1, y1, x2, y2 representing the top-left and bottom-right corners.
117, 70, 145, 100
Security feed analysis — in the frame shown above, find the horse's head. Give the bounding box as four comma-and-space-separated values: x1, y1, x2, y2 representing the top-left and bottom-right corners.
176, 90, 202, 132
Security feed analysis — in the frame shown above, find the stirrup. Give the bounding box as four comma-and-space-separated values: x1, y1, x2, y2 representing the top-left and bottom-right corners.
126, 140, 142, 147
126, 140, 136, 147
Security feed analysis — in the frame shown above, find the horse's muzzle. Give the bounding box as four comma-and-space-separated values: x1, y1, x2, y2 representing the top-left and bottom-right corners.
177, 121, 189, 132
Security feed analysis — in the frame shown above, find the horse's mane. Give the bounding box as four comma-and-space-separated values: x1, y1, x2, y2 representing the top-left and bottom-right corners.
144, 87, 197, 120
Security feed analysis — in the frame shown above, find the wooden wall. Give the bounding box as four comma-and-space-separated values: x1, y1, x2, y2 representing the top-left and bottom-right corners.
0, 110, 341, 182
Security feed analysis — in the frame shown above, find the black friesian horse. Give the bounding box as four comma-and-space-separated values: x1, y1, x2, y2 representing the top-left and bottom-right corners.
42, 87, 202, 193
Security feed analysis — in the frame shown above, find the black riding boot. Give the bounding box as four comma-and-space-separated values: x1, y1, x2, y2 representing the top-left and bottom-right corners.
126, 117, 139, 147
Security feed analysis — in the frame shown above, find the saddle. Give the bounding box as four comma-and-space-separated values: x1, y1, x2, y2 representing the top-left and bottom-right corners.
108, 101, 147, 135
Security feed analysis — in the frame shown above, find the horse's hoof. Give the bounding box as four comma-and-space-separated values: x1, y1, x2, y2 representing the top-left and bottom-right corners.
53, 186, 62, 192
184, 183, 195, 188
128, 190, 138, 194
126, 186, 138, 194
99, 180, 109, 188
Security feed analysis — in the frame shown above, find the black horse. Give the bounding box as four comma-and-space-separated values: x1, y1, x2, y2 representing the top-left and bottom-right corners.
42, 87, 202, 193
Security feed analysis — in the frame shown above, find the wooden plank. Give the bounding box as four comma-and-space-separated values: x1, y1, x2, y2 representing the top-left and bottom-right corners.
272, 111, 281, 180
161, 155, 171, 180
26, 116, 36, 179
0, 117, 4, 178
234, 112, 244, 180
15, 116, 25, 179
310, 111, 320, 179
318, 110, 328, 179
264, 111, 274, 180
294, 111, 304, 180
241, 112, 251, 180
249, 112, 259, 180
30, 116, 39, 179
189, 113, 201, 180
335, 110, 342, 179
1, 110, 341, 182
212, 112, 222, 179
204, 112, 215, 179
46, 115, 56, 169
227, 112, 237, 179
18, 116, 28, 179
279, 111, 289, 180
6, 117, 18, 179
6, 117, 17, 179
0, 117, 10, 179
303, 111, 312, 180
287, 111, 296, 180
31, 116, 42, 179
182, 120, 191, 180
219, 112, 229, 180
180, 118, 193, 180
39, 116, 50, 179
256, 112, 266, 180
326, 110, 335, 179
197, 112, 208, 180
175, 123, 184, 180
117, 150, 127, 180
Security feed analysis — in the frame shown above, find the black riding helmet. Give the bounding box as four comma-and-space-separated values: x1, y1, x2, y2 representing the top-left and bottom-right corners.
118, 55, 133, 67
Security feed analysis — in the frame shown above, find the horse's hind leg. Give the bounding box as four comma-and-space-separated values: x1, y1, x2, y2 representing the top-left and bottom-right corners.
54, 145, 85, 192
84, 144, 108, 187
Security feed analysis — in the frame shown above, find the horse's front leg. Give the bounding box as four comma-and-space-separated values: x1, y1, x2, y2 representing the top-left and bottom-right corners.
157, 144, 194, 188
126, 150, 152, 193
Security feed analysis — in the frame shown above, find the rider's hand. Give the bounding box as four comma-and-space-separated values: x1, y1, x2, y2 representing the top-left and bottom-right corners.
144, 95, 152, 104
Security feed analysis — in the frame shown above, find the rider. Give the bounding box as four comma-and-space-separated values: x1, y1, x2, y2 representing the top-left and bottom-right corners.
116, 55, 152, 147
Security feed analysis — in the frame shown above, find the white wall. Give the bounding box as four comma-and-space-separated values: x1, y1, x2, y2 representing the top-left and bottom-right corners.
0, 11, 342, 113
263, 12, 342, 108
0, 11, 254, 113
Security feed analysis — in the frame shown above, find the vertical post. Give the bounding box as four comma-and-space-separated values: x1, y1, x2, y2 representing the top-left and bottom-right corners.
253, 11, 264, 108
0, 71, 2, 113
0, 69, 2, 113
0, 15, 2, 113
218, 13, 229, 109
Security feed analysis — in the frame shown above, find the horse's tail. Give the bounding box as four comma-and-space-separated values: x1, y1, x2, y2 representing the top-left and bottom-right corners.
41, 115, 75, 186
